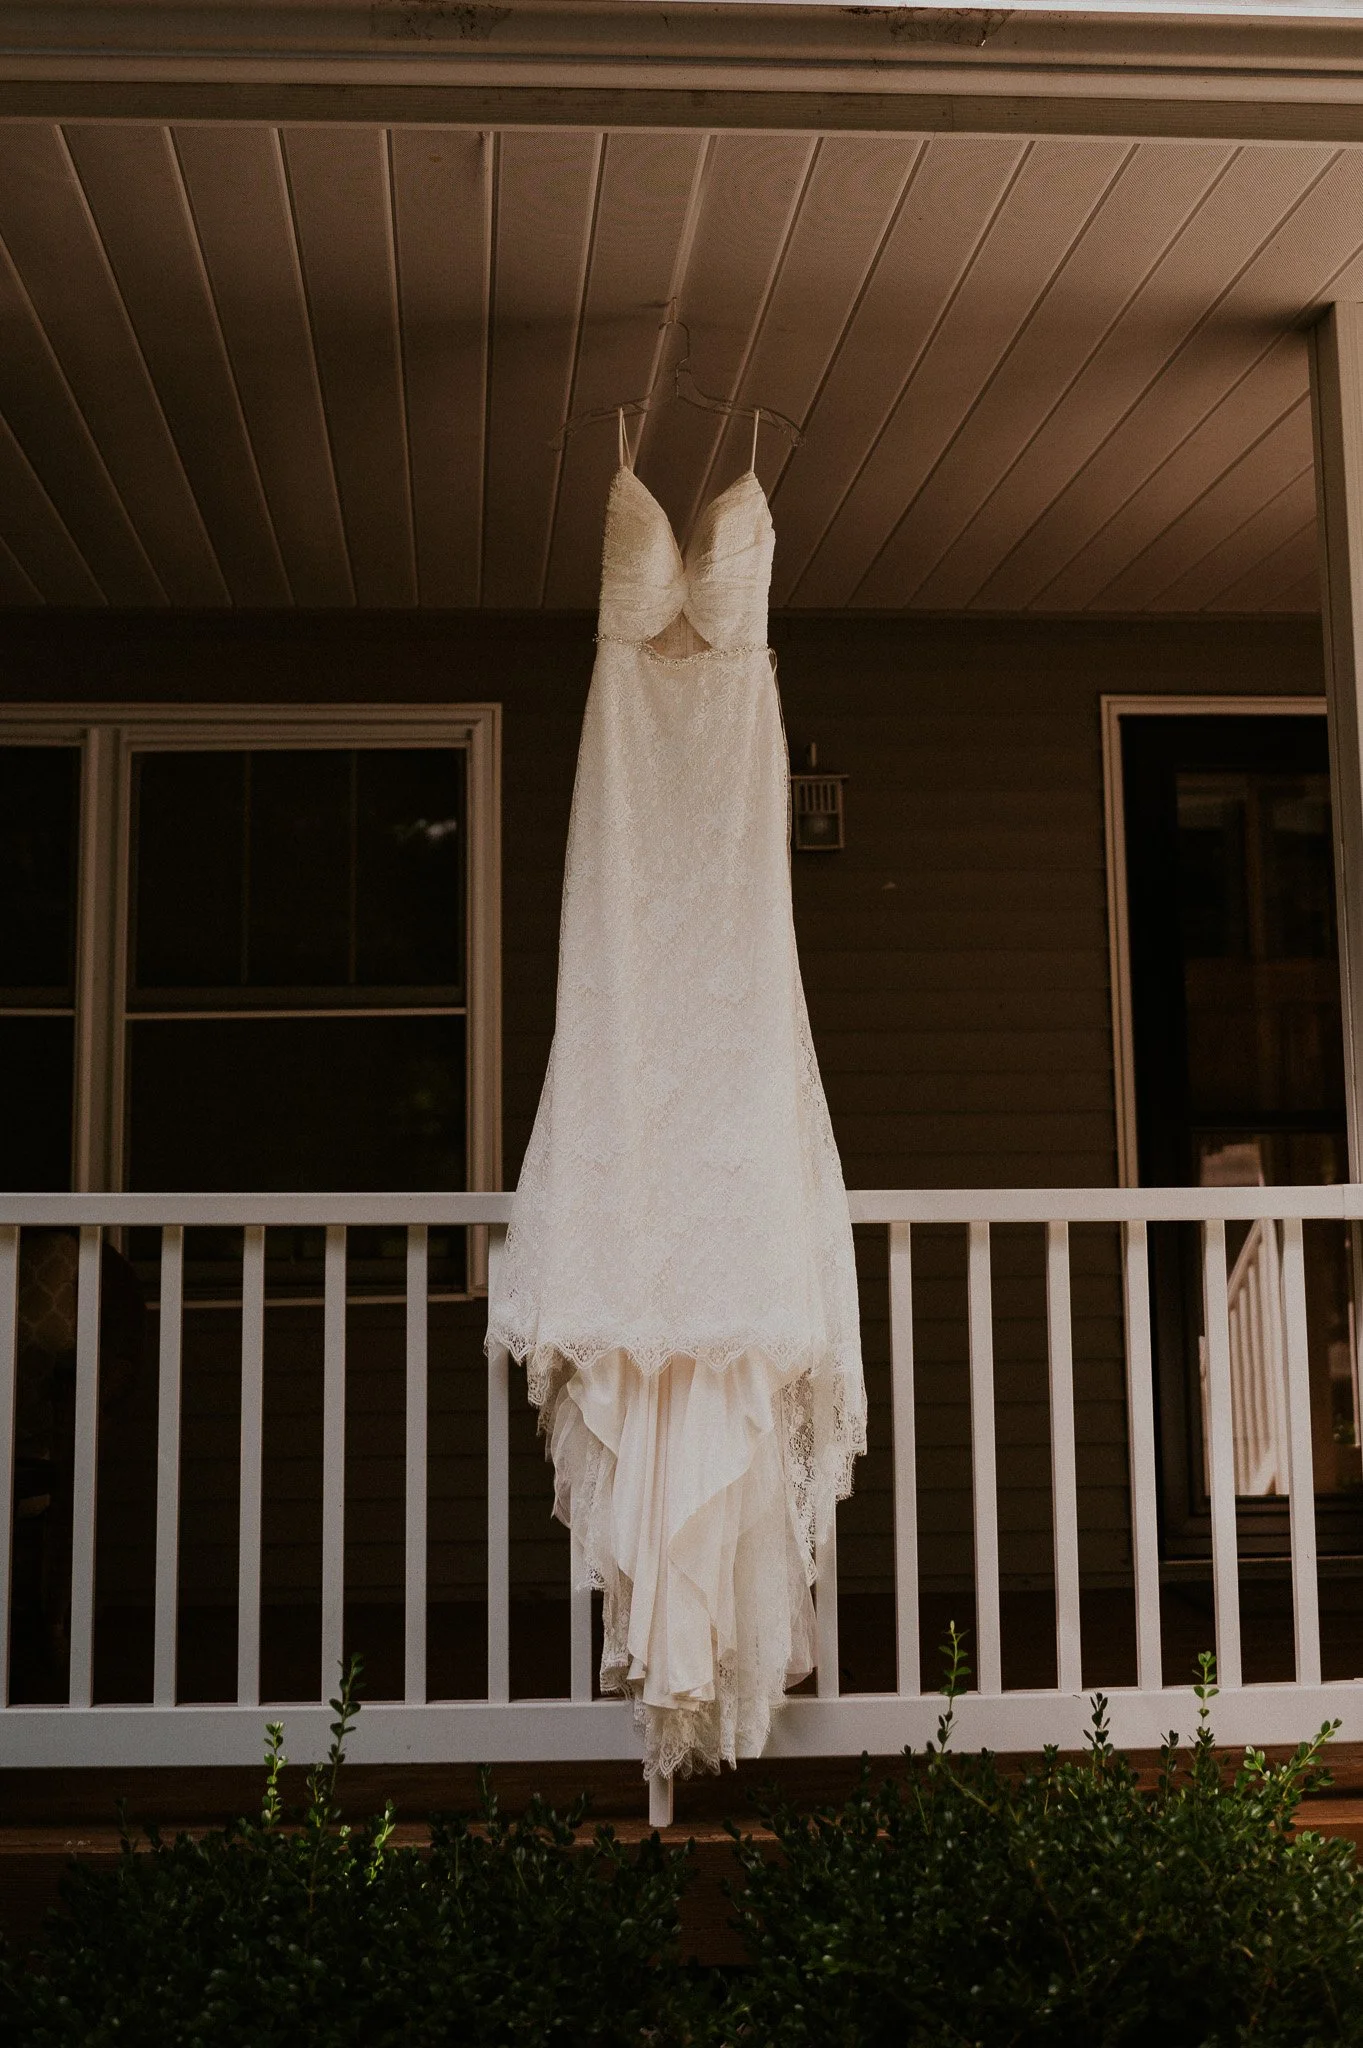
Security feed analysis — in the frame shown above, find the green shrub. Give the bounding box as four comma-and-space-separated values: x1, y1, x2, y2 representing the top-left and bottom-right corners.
723, 1634, 1363, 2048
0, 1659, 698, 2047
6, 1640, 1363, 2045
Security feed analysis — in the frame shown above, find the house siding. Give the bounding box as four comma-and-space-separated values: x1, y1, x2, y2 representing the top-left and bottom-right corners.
0, 612, 1323, 1694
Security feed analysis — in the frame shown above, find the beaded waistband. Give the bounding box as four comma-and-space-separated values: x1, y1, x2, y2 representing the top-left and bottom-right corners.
595, 633, 770, 663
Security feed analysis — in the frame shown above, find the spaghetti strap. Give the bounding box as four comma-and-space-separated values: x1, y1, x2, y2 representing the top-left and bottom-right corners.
750, 408, 760, 471
618, 406, 638, 473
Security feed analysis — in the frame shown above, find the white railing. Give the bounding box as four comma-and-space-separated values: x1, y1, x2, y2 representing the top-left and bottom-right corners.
1, 1187, 1360, 1826
1202, 1219, 1291, 1499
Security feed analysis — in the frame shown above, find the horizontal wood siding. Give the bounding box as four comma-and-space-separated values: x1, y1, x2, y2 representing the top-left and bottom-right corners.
1, 612, 1324, 1668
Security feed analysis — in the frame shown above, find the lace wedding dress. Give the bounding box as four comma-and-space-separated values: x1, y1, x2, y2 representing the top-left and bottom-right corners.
488, 420, 865, 1780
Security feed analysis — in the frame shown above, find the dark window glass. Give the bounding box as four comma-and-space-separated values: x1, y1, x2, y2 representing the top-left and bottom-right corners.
247, 751, 352, 988
1175, 785, 1248, 960
133, 753, 245, 989
1174, 771, 1343, 1127
127, 745, 467, 1293
355, 750, 463, 987
1264, 785, 1336, 959
0, 747, 78, 998
131, 748, 465, 1003
0, 1017, 73, 1189
126, 1016, 466, 1193
1124, 716, 1356, 1530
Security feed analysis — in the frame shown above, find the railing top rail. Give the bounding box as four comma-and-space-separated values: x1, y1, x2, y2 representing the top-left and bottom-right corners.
0, 1186, 1358, 1227
847, 1187, 1360, 1224
0, 1193, 519, 1226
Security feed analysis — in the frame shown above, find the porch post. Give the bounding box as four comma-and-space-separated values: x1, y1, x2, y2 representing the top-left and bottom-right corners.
1309, 305, 1363, 1175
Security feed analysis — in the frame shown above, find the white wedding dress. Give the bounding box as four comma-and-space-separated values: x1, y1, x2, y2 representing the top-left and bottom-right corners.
488, 422, 865, 1780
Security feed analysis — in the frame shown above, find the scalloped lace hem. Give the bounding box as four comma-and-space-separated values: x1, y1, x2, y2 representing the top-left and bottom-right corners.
519, 1340, 860, 1780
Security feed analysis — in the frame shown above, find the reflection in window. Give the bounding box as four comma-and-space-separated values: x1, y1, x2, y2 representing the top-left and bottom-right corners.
1176, 773, 1343, 1125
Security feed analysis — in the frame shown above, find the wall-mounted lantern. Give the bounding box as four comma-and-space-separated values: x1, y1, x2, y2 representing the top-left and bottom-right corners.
790, 743, 846, 852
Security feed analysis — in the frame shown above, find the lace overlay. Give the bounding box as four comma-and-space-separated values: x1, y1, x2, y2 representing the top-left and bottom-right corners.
489, 465, 866, 1779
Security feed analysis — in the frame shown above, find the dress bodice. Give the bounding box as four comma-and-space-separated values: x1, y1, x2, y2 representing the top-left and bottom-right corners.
597, 467, 774, 653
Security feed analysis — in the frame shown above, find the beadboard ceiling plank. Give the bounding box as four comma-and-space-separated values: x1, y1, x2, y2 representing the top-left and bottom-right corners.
389, 127, 491, 609
634, 131, 817, 551
62, 122, 290, 608
282, 124, 417, 607
172, 125, 352, 609
0, 217, 164, 603
543, 130, 709, 610
876, 142, 1234, 610
945, 145, 1335, 613
690, 136, 922, 525
480, 129, 601, 609
0, 531, 41, 607
977, 146, 1363, 612
0, 119, 1346, 615
796, 137, 1133, 609
1088, 388, 1312, 612
1150, 461, 1315, 612
1036, 338, 1314, 610
1264, 567, 1319, 613
1208, 515, 1319, 613
0, 409, 106, 605
769, 134, 1027, 609
0, 122, 225, 604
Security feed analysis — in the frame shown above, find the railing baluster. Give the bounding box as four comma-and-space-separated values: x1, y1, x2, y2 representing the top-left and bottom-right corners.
816, 1516, 840, 1700
237, 1226, 265, 1707
570, 1533, 593, 1704
0, 1226, 18, 1707
1280, 1217, 1321, 1686
1122, 1219, 1162, 1689
1046, 1221, 1083, 1695
321, 1225, 347, 1692
405, 1225, 429, 1706
967, 1220, 1002, 1696
889, 1221, 920, 1697
1267, 1231, 1290, 1496
486, 1226, 511, 1705
1202, 1219, 1242, 1690
153, 1225, 184, 1708
69, 1226, 102, 1709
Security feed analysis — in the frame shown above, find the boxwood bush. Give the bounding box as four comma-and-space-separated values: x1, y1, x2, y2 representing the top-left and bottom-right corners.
4, 1639, 1363, 2046
723, 1636, 1363, 2048
0, 1661, 700, 2047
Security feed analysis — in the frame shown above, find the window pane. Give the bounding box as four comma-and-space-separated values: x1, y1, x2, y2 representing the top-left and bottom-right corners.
131, 746, 466, 1001
133, 752, 245, 990
1176, 781, 1248, 959
355, 750, 464, 989
1176, 770, 1344, 1122
126, 1015, 466, 1192
0, 1017, 72, 1188
1263, 782, 1336, 959
247, 752, 351, 988
0, 747, 78, 997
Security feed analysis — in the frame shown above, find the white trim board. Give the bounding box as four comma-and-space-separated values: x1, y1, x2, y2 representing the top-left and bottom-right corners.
0, 703, 502, 1224
1100, 694, 1327, 1190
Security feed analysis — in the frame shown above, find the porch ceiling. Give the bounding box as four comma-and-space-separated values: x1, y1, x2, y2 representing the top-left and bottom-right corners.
0, 122, 1353, 614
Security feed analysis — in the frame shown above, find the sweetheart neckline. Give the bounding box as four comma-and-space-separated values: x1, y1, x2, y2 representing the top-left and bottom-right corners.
612, 464, 771, 559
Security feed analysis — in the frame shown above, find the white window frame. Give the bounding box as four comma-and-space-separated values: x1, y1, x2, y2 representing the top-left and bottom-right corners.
0, 703, 502, 1261
1101, 693, 1328, 1188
